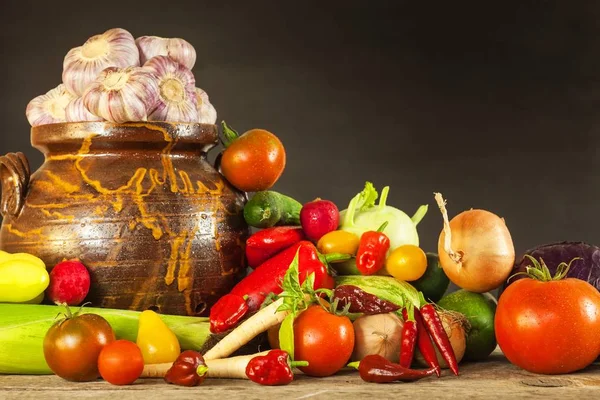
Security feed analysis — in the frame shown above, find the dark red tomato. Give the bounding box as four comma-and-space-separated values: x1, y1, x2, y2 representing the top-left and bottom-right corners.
496, 276, 600, 374
221, 128, 286, 192
98, 340, 144, 385
43, 312, 115, 382
293, 305, 355, 377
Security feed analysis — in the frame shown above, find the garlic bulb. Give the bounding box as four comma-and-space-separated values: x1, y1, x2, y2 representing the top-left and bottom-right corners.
83, 66, 159, 123
26, 84, 76, 127
63, 28, 139, 96
195, 88, 217, 124
144, 56, 198, 123
65, 97, 103, 122
136, 36, 196, 70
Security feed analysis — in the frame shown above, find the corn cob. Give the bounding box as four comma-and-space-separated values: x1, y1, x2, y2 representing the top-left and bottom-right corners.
0, 304, 211, 375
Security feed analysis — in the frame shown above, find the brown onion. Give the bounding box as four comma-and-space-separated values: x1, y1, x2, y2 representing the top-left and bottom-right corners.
351, 313, 404, 363
434, 193, 515, 293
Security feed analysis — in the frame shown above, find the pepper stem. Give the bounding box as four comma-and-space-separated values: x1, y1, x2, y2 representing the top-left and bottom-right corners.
376, 221, 389, 233
221, 121, 240, 147
347, 361, 360, 370
290, 361, 309, 368
196, 364, 209, 377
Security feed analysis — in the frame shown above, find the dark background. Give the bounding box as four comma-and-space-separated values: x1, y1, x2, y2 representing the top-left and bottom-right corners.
0, 0, 598, 257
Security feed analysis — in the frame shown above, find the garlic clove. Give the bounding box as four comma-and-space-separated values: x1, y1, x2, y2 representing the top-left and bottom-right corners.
82, 66, 159, 124
26, 84, 77, 127
144, 56, 198, 123
63, 28, 140, 96
65, 97, 103, 122
195, 88, 217, 125
136, 36, 197, 70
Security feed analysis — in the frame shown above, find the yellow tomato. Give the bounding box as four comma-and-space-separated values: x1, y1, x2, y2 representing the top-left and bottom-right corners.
386, 245, 428, 282
317, 231, 360, 261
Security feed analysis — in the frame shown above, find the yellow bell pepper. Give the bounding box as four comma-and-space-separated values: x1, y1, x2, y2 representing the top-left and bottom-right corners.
137, 310, 181, 364
0, 252, 49, 303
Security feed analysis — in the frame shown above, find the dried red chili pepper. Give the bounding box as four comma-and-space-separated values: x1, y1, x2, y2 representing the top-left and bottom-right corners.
355, 222, 390, 275
352, 355, 437, 383
246, 227, 305, 269
164, 350, 208, 387
333, 285, 400, 314
209, 241, 348, 333
400, 308, 418, 368
245, 350, 308, 386
414, 308, 441, 377
420, 304, 459, 376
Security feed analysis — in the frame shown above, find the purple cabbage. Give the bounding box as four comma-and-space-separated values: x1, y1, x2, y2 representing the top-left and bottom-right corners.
504, 242, 600, 292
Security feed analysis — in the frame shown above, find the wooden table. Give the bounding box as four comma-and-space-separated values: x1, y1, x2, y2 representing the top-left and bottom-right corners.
1, 350, 599, 399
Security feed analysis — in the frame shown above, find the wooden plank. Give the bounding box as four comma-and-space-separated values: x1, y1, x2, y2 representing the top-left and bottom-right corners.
1, 350, 600, 399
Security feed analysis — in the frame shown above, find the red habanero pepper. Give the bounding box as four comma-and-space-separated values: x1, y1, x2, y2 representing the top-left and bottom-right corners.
245, 350, 308, 386
420, 304, 459, 376
164, 350, 208, 387
355, 222, 390, 275
209, 241, 348, 333
400, 308, 418, 369
414, 308, 441, 377
209, 294, 249, 334
246, 227, 306, 269
353, 355, 437, 383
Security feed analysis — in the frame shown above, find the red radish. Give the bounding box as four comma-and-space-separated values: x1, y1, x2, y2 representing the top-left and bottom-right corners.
300, 199, 340, 242
46, 260, 91, 306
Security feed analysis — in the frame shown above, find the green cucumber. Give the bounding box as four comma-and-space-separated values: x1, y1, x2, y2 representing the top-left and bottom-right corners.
244, 191, 302, 228
335, 275, 421, 310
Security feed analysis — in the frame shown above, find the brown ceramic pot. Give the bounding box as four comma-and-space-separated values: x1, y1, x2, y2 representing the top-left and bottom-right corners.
0, 122, 249, 316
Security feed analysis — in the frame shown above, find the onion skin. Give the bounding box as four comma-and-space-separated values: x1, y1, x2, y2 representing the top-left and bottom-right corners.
438, 209, 515, 293
351, 313, 404, 363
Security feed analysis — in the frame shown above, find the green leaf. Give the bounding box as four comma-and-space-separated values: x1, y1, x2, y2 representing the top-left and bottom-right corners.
279, 313, 295, 360
282, 249, 303, 298
358, 182, 378, 211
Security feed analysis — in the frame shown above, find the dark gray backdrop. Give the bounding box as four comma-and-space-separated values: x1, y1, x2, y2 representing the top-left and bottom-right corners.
1, 0, 598, 257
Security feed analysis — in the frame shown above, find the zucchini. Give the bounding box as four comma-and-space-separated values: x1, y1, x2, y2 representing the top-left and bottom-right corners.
335, 275, 421, 310
244, 191, 302, 228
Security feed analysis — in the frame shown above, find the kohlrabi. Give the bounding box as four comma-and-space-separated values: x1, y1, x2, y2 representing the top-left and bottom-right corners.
340, 182, 428, 253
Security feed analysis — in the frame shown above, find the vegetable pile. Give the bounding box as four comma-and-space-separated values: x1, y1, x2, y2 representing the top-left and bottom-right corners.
3, 26, 600, 390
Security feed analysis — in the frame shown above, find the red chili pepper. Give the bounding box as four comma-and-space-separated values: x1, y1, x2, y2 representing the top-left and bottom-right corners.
246, 227, 305, 269
355, 222, 390, 275
209, 293, 249, 334
164, 350, 208, 387
355, 355, 437, 383
420, 304, 459, 376
414, 308, 441, 377
209, 241, 345, 333
245, 350, 308, 386
400, 308, 418, 369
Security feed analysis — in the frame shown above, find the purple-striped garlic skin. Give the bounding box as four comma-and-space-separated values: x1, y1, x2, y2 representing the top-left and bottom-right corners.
136, 36, 197, 70
65, 97, 103, 122
195, 88, 217, 125
63, 28, 140, 96
144, 55, 198, 123
26, 84, 77, 127
82, 66, 159, 124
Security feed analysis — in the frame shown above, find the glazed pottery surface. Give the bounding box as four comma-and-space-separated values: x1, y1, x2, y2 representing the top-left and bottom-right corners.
0, 122, 249, 316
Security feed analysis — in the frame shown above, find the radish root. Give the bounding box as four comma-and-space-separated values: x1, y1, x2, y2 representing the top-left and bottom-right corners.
434, 192, 463, 266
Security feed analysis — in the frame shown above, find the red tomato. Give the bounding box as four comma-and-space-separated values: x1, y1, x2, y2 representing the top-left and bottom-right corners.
43, 312, 115, 382
293, 305, 355, 377
495, 276, 600, 374
98, 340, 144, 385
221, 128, 286, 192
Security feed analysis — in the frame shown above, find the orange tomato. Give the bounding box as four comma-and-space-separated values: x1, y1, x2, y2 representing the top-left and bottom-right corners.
495, 276, 600, 374
221, 128, 286, 192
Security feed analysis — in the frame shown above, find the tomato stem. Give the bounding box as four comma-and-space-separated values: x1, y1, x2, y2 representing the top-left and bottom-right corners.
221, 121, 240, 147
511, 255, 582, 282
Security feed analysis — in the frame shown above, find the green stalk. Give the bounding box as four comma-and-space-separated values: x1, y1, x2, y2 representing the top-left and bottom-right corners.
221, 121, 240, 147
411, 205, 429, 226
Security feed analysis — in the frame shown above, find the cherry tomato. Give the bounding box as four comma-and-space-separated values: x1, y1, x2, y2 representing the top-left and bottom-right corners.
384, 245, 427, 281
496, 274, 600, 374
220, 126, 286, 192
43, 311, 115, 382
317, 231, 360, 260
293, 305, 354, 377
98, 340, 144, 385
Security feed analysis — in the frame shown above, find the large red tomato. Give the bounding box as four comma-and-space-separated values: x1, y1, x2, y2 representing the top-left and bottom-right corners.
293, 305, 354, 377
495, 273, 600, 374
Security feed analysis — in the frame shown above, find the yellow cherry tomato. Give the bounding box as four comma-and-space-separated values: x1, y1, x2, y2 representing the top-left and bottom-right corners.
317, 231, 360, 261
385, 245, 428, 282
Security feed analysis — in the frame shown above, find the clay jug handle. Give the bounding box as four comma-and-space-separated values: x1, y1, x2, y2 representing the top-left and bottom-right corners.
0, 152, 30, 218
213, 151, 249, 203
